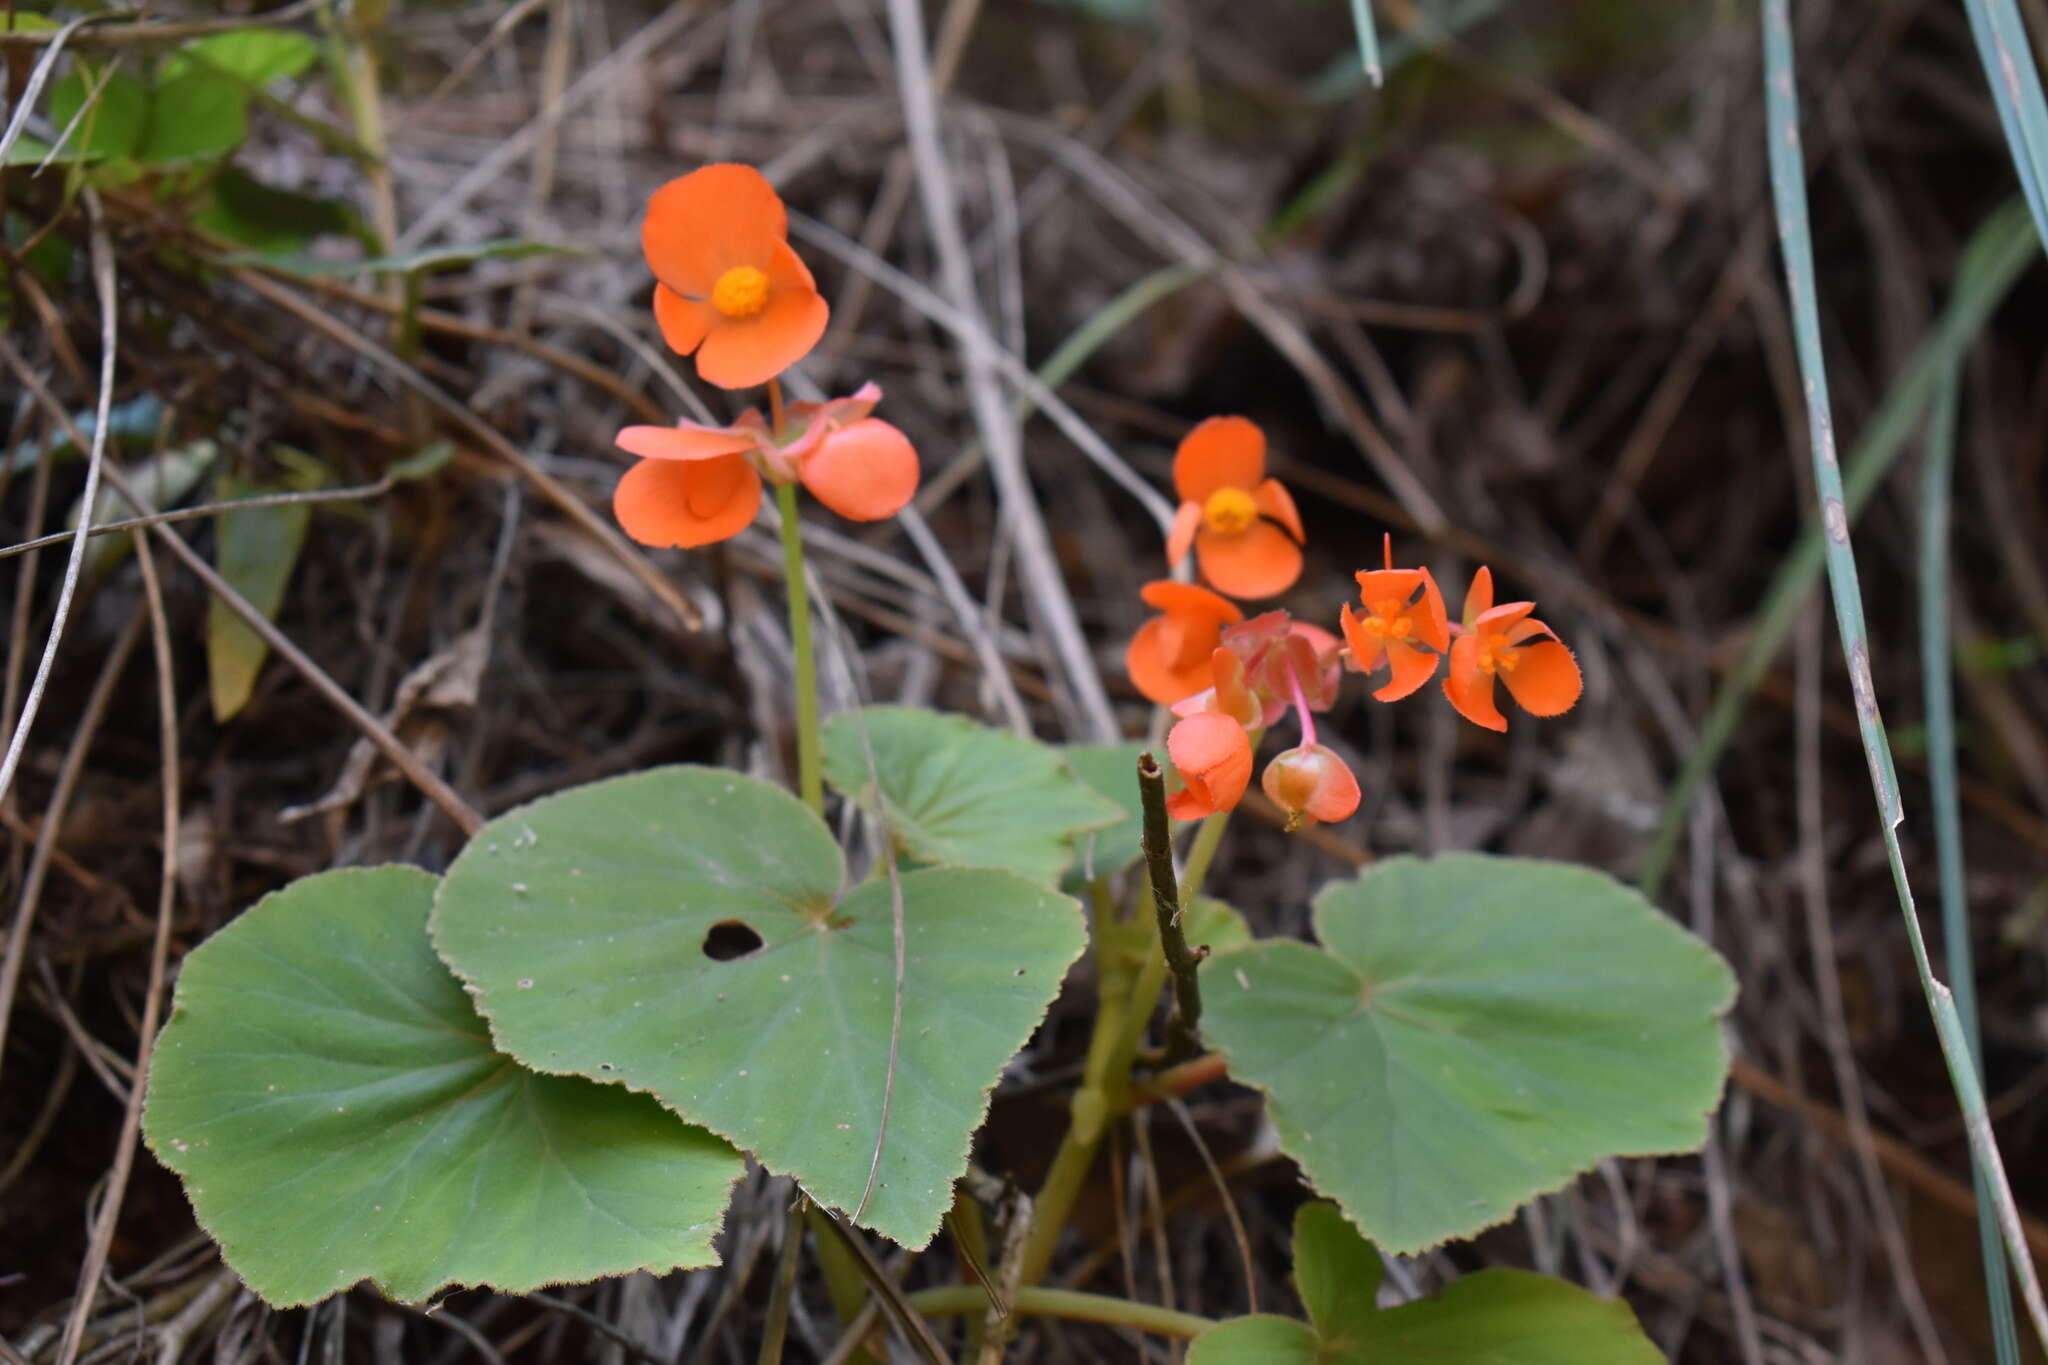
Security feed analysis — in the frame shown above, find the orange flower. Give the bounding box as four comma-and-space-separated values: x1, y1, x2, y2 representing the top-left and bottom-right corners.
1340, 535, 1450, 701
613, 382, 917, 547
642, 164, 829, 390
1126, 582, 1244, 706
1261, 743, 1360, 830
1166, 417, 1304, 599
1442, 566, 1582, 732
1164, 712, 1253, 820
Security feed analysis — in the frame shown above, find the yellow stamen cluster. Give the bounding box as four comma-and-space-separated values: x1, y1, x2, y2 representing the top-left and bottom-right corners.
1357, 600, 1413, 640
711, 265, 771, 318
1202, 486, 1258, 536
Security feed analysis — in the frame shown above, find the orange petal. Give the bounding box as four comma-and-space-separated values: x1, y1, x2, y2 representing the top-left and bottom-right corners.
1353, 567, 1425, 607
1442, 634, 1506, 732
1167, 712, 1253, 815
1415, 568, 1451, 651
1340, 603, 1386, 676
1140, 579, 1242, 626
1128, 618, 1215, 706
1461, 565, 1494, 629
615, 425, 760, 461
1253, 478, 1304, 542
642, 163, 788, 298
653, 283, 714, 358
1210, 647, 1262, 728
1167, 500, 1202, 569
694, 261, 830, 389
800, 418, 918, 521
1261, 743, 1361, 827
1502, 639, 1582, 717
1473, 600, 1537, 634
613, 454, 762, 549
1373, 638, 1439, 703
1172, 416, 1265, 503
1196, 520, 1302, 600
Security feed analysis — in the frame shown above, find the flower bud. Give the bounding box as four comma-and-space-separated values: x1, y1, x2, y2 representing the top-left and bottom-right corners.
1260, 743, 1360, 831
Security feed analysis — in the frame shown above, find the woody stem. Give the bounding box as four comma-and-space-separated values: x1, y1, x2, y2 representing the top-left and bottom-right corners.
775, 479, 824, 814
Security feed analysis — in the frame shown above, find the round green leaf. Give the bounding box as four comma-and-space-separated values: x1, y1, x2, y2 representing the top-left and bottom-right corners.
1200, 854, 1735, 1254
1192, 1202, 1661, 1364
824, 707, 1123, 885
142, 867, 741, 1308
162, 29, 319, 86
49, 70, 149, 161
431, 766, 1088, 1249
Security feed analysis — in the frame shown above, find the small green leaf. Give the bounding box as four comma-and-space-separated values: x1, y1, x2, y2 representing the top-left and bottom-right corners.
1190, 1202, 1663, 1364
1058, 740, 1186, 883
1201, 855, 1735, 1254
197, 167, 360, 252
1292, 1202, 1380, 1344
162, 29, 319, 85
48, 70, 149, 161
431, 767, 1089, 1249
223, 239, 586, 278
824, 708, 1123, 886
1180, 897, 1250, 956
207, 458, 321, 721
139, 70, 248, 164
143, 867, 741, 1308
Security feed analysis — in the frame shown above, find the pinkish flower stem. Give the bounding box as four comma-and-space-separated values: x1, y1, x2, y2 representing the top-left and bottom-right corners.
1285, 657, 1317, 748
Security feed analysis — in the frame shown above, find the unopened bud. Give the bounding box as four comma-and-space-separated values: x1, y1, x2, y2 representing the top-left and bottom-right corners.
1260, 743, 1360, 830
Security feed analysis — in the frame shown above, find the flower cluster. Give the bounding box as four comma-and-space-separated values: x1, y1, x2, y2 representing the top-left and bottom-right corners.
613, 164, 918, 548
1129, 420, 1582, 829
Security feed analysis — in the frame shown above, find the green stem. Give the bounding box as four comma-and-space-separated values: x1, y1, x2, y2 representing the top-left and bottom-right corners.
776, 479, 823, 814
904, 1286, 1213, 1340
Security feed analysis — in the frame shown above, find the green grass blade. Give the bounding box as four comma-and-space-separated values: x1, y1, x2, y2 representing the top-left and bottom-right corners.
1636, 198, 2037, 897
1916, 356, 2015, 1365
1960, 0, 2048, 247
1921, 359, 2022, 1361
1346, 0, 1383, 85
1760, 1, 2048, 1345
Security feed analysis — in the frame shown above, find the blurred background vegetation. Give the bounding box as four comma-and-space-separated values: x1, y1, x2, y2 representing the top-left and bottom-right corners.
4, 0, 2047, 1360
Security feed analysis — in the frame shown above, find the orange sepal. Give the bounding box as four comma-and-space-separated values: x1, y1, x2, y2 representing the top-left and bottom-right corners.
799, 418, 918, 521
613, 453, 762, 548
1172, 416, 1265, 503
1252, 478, 1304, 542
1128, 619, 1214, 706
1461, 565, 1495, 630
615, 425, 759, 462
1196, 519, 1302, 599
641, 163, 788, 298
1373, 638, 1439, 703
1164, 713, 1252, 819
1166, 500, 1202, 569
1501, 636, 1582, 717
1442, 633, 1507, 732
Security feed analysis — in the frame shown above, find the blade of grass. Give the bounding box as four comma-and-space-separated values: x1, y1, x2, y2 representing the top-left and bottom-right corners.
1346, 0, 1384, 85
1761, 1, 2048, 1345
1637, 196, 2037, 897
1960, 0, 2048, 247
1921, 360, 2023, 1362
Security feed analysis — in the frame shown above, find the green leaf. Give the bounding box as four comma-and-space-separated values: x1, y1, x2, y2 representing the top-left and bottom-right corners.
72, 439, 217, 580
207, 458, 321, 721
139, 70, 248, 164
1, 10, 60, 31
1186, 1317, 1319, 1362
1180, 897, 1250, 956
1189, 1202, 1662, 1364
431, 766, 1088, 1249
1058, 740, 1186, 883
1292, 1202, 1380, 1344
48, 70, 149, 161
824, 707, 1123, 886
197, 167, 360, 253
1200, 854, 1735, 1254
162, 28, 319, 86
223, 239, 586, 278
143, 867, 741, 1308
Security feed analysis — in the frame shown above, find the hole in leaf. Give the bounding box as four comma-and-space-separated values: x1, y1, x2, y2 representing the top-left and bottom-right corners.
702, 919, 764, 961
